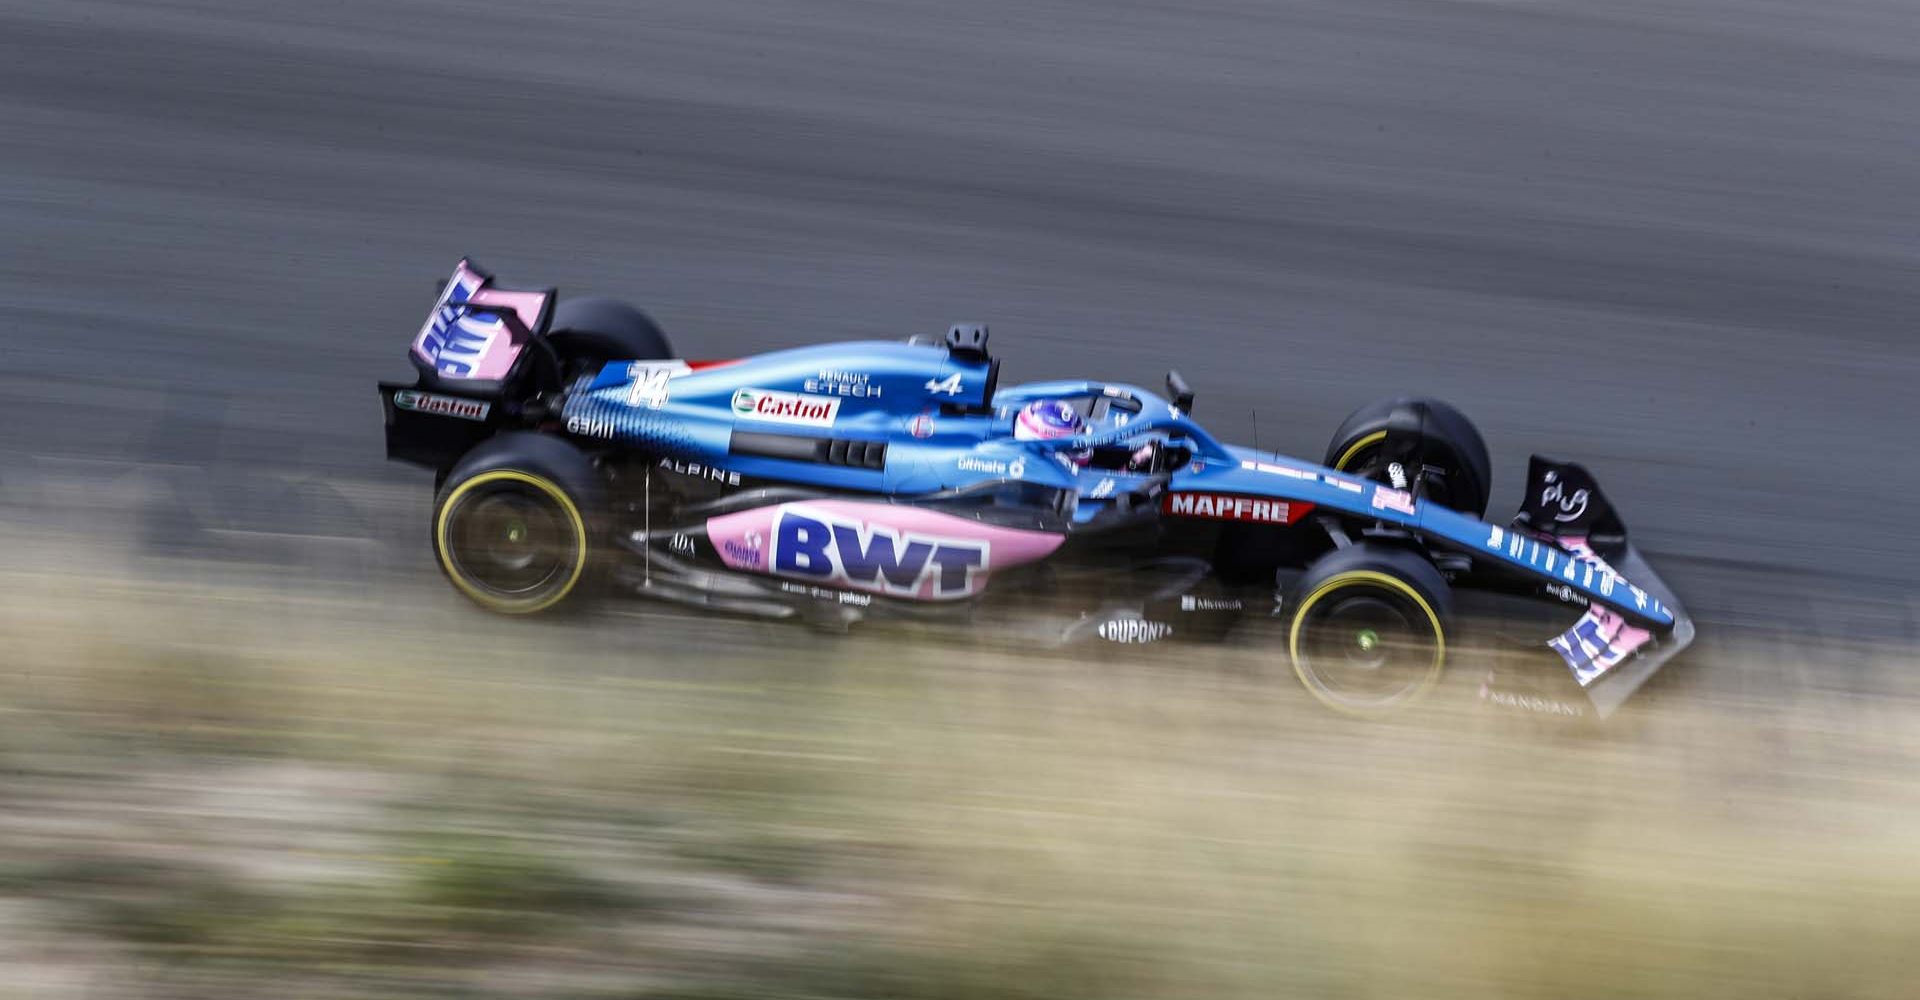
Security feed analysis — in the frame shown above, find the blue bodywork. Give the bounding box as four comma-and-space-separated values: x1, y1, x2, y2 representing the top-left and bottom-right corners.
557, 340, 1677, 633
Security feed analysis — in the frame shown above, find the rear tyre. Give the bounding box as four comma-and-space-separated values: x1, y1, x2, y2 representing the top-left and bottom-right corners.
433, 433, 606, 614
1324, 397, 1491, 518
1288, 543, 1451, 715
546, 297, 674, 379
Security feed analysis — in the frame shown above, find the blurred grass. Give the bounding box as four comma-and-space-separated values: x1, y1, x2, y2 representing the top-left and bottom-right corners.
1, 551, 1917, 998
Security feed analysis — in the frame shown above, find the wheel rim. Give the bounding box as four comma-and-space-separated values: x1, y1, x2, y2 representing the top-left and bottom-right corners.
444, 484, 578, 598
1293, 585, 1443, 711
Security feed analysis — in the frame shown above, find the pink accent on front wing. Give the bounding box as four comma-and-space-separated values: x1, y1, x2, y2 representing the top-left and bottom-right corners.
705, 500, 1065, 601
1589, 606, 1653, 655
1555, 534, 1652, 652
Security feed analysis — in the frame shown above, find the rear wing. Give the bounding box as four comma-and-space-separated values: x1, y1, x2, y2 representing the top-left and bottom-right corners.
410, 258, 555, 383
380, 258, 556, 472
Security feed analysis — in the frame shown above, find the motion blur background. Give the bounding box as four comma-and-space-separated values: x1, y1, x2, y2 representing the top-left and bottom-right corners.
3, 1, 1919, 997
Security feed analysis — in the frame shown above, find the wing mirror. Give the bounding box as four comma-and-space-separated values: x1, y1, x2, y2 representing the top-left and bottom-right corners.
1165, 370, 1195, 412
946, 323, 990, 361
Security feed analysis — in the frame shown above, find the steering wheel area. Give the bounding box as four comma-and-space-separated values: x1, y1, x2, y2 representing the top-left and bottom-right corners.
1062, 390, 1190, 477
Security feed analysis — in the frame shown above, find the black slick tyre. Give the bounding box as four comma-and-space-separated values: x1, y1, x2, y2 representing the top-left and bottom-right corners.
432, 433, 606, 614
1287, 543, 1452, 715
546, 297, 673, 379
1324, 397, 1492, 518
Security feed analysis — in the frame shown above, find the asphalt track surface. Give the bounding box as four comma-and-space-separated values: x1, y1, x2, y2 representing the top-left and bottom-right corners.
3, 0, 1919, 654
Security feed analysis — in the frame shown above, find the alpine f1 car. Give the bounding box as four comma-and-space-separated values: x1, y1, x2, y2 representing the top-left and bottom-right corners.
378, 259, 1694, 719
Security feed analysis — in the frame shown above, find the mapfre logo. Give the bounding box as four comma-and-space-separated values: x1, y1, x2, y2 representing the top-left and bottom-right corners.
772, 508, 987, 599
732, 388, 840, 428
1163, 492, 1312, 525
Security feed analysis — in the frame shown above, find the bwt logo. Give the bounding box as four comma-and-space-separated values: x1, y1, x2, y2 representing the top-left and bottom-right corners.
772, 510, 987, 598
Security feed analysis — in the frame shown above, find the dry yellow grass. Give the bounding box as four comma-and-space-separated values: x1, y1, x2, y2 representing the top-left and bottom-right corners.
2, 535, 1918, 998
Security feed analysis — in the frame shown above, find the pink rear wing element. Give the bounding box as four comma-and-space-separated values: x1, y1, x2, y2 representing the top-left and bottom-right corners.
411, 259, 553, 381
706, 500, 1065, 601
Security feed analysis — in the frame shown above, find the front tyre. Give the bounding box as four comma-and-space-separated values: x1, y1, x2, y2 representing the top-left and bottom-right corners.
433, 433, 605, 614
1287, 543, 1451, 715
1324, 396, 1491, 518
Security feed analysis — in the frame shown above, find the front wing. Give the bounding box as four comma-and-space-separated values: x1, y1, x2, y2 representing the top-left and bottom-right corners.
1173, 450, 1693, 716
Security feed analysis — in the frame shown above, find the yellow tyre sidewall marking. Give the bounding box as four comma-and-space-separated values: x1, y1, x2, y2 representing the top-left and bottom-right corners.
436, 470, 589, 614
1333, 430, 1388, 472
1288, 569, 1446, 715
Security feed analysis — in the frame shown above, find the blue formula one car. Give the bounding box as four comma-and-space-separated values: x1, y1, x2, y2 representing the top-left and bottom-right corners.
379, 260, 1693, 719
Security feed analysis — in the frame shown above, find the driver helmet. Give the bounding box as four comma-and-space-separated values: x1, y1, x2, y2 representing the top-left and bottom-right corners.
1014, 399, 1090, 464
1014, 399, 1084, 441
